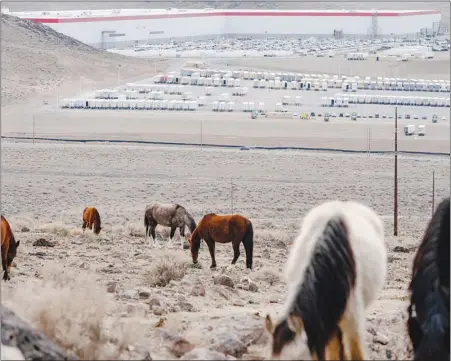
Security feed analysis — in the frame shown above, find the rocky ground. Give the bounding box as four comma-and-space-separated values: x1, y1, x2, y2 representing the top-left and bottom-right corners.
1, 140, 449, 360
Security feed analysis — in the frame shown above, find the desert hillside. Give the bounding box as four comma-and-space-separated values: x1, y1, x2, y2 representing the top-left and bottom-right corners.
0, 14, 167, 105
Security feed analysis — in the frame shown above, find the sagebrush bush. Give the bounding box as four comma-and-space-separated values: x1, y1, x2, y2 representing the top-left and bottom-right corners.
144, 252, 189, 287
3, 265, 139, 360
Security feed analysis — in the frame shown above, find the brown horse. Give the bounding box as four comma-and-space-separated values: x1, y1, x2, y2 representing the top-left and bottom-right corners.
82, 207, 102, 235
1, 216, 20, 281
188, 213, 253, 270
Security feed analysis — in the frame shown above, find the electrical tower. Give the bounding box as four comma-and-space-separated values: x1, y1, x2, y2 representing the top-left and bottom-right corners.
371, 10, 379, 39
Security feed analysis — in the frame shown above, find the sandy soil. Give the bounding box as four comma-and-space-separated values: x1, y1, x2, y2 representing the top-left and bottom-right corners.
1, 140, 450, 359
2, 110, 449, 154
210, 54, 451, 82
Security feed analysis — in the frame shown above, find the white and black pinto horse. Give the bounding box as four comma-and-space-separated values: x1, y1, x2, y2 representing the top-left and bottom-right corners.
144, 202, 197, 249
407, 196, 449, 361
265, 200, 387, 360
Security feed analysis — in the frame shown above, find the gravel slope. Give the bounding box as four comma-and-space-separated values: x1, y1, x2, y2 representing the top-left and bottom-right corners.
1, 13, 168, 105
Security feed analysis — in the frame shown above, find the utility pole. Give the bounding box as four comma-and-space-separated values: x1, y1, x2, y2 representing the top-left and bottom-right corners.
200, 120, 203, 150
33, 115, 35, 144
432, 170, 435, 217
230, 178, 234, 215
394, 107, 398, 236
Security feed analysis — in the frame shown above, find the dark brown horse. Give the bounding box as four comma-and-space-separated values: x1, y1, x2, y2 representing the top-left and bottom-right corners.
1, 216, 20, 281
187, 213, 253, 270
407, 196, 450, 361
82, 207, 102, 235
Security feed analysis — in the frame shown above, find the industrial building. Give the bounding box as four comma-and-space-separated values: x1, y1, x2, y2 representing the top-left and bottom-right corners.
3, 8, 442, 49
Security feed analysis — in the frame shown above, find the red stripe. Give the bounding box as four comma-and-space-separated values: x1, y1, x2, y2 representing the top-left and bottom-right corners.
24, 10, 441, 24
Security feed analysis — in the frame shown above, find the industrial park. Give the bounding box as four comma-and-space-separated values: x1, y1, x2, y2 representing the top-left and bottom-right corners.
1, 2, 450, 360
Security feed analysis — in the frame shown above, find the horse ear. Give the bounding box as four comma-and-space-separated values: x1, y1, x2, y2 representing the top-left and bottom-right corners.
287, 313, 303, 334
265, 314, 274, 333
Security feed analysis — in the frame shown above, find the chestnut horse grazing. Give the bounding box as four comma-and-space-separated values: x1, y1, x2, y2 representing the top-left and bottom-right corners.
188, 213, 254, 270
82, 207, 102, 235
1, 216, 20, 281
407, 196, 450, 361
144, 202, 197, 249
265, 201, 387, 360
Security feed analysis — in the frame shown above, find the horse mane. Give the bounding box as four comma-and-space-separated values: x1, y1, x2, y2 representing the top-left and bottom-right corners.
408, 196, 450, 360
93, 208, 102, 234
288, 216, 356, 359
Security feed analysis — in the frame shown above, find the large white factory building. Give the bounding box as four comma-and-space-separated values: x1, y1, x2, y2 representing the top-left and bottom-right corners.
4, 8, 442, 49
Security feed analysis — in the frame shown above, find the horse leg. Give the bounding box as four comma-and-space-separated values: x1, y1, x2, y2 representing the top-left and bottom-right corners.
82, 221, 87, 236
179, 226, 185, 249
325, 328, 344, 361
151, 227, 162, 249
231, 241, 241, 265
242, 238, 253, 270
2, 245, 9, 281
206, 240, 217, 269
341, 301, 367, 360
167, 227, 177, 248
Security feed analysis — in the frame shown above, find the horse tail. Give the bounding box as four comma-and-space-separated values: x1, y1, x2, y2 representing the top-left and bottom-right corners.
300, 216, 355, 359
144, 211, 150, 237
242, 220, 254, 270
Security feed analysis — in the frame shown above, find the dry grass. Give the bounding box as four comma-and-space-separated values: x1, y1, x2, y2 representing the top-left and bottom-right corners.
2, 265, 140, 360
254, 229, 292, 248
253, 267, 283, 286
144, 252, 189, 287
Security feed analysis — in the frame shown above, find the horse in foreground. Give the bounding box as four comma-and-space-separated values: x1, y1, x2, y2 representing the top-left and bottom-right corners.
1, 216, 20, 281
407, 196, 450, 361
188, 213, 254, 270
82, 207, 102, 235
144, 202, 197, 249
265, 200, 387, 360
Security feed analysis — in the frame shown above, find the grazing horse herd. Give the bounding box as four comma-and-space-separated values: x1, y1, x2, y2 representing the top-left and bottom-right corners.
1, 197, 449, 360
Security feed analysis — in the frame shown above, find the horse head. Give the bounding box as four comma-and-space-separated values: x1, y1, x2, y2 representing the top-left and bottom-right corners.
265, 313, 306, 360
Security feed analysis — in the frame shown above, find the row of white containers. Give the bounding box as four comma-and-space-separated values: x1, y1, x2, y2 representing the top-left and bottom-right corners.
179, 68, 449, 86
205, 87, 248, 96
322, 94, 451, 107
281, 96, 303, 105
150, 76, 449, 94
211, 101, 265, 112
60, 99, 199, 110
